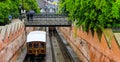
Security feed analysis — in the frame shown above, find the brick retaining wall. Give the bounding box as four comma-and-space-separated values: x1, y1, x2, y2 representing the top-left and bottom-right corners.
58, 26, 120, 62
0, 20, 26, 62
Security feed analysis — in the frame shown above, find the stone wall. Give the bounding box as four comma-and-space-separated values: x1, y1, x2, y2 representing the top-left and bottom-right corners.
0, 20, 26, 62
26, 27, 34, 34
58, 26, 120, 62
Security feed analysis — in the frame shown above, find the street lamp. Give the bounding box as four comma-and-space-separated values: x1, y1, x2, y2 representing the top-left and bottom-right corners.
19, 4, 22, 21
22, 0, 23, 8
18, 0, 24, 21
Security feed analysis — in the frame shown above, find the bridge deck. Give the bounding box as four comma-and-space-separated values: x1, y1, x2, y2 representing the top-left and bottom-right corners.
24, 13, 71, 27
25, 18, 71, 27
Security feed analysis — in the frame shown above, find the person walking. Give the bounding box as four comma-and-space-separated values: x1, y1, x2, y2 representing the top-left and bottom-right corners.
26, 11, 30, 21
8, 15, 12, 23
29, 9, 35, 21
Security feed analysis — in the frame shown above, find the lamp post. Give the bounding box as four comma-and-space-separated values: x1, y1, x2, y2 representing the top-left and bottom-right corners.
22, 0, 23, 9
19, 4, 22, 21
18, 0, 24, 21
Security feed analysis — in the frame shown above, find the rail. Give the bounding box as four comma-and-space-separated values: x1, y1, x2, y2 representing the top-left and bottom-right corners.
49, 29, 80, 62
34, 13, 68, 18
24, 13, 71, 27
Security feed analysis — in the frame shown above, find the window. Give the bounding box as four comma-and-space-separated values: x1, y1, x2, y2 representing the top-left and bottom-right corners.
34, 42, 39, 48
28, 42, 32, 48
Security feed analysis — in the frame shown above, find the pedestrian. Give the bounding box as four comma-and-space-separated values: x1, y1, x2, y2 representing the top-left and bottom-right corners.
8, 15, 12, 23
29, 9, 35, 21
26, 11, 30, 21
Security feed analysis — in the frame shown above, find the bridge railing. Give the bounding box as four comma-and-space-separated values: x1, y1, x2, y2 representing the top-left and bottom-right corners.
33, 13, 68, 18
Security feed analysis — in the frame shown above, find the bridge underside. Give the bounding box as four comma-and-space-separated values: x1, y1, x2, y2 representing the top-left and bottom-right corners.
25, 18, 71, 27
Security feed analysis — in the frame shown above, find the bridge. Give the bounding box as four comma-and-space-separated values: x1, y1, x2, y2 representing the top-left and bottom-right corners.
25, 13, 71, 27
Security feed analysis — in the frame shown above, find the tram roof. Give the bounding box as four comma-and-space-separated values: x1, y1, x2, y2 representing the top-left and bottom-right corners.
27, 31, 46, 42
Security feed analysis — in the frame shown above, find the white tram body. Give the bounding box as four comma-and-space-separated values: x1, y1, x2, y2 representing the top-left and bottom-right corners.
27, 31, 46, 55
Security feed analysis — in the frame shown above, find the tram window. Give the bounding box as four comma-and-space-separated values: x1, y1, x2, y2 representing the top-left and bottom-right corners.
41, 50, 44, 53
34, 42, 39, 48
28, 50, 32, 53
28, 43, 32, 48
40, 43, 45, 48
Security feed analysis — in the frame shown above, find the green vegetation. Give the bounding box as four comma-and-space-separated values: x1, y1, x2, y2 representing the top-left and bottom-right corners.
0, 0, 40, 25
59, 0, 120, 31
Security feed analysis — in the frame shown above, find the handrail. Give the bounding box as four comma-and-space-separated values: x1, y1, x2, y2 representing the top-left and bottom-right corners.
33, 13, 68, 18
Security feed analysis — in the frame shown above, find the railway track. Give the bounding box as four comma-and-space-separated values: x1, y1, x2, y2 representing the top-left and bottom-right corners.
50, 31, 65, 62
49, 30, 73, 62
24, 28, 80, 62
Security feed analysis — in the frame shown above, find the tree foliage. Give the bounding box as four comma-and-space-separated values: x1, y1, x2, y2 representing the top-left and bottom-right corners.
59, 0, 120, 31
0, 0, 40, 25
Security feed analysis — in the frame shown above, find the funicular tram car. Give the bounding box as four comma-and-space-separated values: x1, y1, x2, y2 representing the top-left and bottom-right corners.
27, 31, 46, 56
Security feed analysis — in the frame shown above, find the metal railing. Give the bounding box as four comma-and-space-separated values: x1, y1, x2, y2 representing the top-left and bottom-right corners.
33, 13, 68, 18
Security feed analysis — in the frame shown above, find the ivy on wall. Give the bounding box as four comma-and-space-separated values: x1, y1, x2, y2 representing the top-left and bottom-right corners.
59, 0, 120, 31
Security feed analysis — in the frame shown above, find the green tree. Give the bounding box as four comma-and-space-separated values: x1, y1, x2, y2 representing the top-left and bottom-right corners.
59, 0, 120, 31
0, 0, 40, 25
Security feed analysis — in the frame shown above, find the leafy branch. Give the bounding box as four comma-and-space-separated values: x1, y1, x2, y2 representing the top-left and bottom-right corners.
59, 0, 120, 31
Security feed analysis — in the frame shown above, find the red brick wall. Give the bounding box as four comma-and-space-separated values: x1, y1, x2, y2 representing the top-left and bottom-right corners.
0, 21, 26, 62
58, 26, 120, 62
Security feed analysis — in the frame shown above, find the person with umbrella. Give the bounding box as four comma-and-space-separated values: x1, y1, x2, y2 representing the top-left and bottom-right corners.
26, 11, 30, 21
29, 9, 35, 21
